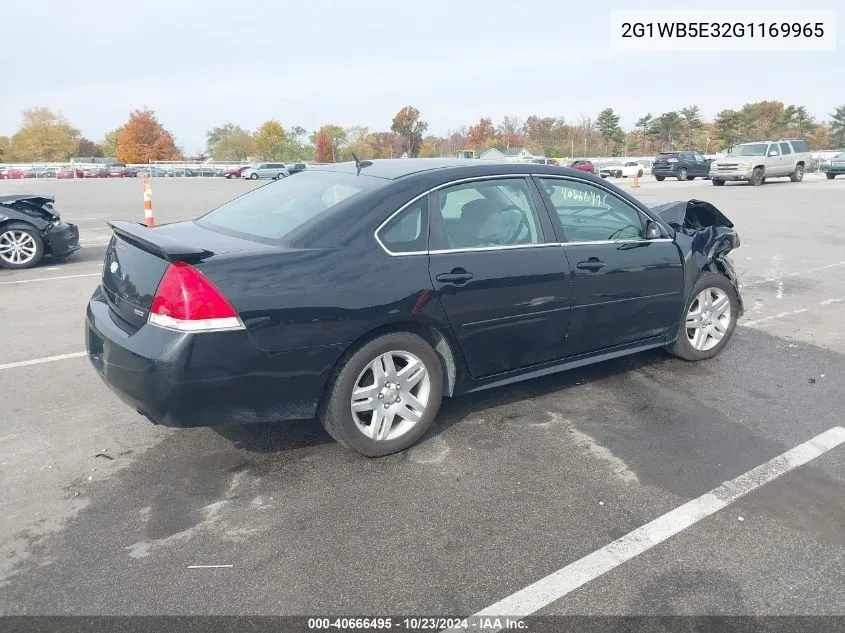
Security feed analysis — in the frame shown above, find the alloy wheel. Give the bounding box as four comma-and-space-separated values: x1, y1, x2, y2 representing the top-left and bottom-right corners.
685, 287, 731, 351
0, 230, 37, 266
350, 350, 431, 441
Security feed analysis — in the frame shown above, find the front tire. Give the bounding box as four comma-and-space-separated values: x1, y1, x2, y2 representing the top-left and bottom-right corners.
655, 175, 665, 181
0, 224, 44, 269
749, 167, 764, 186
677, 168, 688, 181
319, 332, 444, 457
249, 173, 258, 180
790, 164, 804, 182
665, 272, 739, 361
826, 172, 836, 179
712, 179, 725, 186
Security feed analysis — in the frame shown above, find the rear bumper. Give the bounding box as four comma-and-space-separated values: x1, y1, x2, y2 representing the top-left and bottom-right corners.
44, 222, 80, 257
651, 167, 678, 177
85, 286, 338, 427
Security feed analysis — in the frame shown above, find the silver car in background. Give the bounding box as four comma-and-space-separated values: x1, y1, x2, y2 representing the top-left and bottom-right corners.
241, 162, 289, 180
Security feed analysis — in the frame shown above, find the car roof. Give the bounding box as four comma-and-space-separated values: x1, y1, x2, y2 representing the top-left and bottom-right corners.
311, 158, 595, 180
0, 194, 54, 204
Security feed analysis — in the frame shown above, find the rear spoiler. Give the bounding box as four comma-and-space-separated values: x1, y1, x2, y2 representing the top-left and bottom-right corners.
108, 221, 214, 263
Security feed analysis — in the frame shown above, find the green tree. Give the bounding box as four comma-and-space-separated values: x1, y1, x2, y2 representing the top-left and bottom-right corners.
713, 109, 743, 149
596, 108, 622, 155
101, 129, 120, 157
635, 113, 653, 151
649, 111, 683, 151
830, 106, 845, 147
206, 123, 255, 160
390, 106, 428, 157
7, 108, 80, 161
792, 106, 816, 138
680, 106, 703, 149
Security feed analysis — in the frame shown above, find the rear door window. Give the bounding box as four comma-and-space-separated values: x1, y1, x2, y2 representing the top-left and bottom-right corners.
376, 201, 428, 254
779, 142, 792, 155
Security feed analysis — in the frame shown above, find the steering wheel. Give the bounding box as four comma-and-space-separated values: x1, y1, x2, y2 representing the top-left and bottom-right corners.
476, 206, 527, 245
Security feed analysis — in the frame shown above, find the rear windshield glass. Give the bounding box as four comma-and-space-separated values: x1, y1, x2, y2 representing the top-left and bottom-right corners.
196, 170, 387, 243
728, 143, 768, 156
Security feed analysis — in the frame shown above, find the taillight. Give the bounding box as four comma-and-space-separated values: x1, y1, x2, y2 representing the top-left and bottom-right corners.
148, 262, 243, 332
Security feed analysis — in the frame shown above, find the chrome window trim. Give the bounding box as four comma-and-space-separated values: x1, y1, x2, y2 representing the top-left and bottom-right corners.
535, 173, 669, 241
374, 174, 544, 257
374, 173, 675, 257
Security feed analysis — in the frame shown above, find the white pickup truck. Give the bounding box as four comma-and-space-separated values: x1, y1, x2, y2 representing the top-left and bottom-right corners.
709, 138, 811, 186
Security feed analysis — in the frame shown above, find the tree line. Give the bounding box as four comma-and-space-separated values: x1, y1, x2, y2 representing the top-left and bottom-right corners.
2, 102, 844, 164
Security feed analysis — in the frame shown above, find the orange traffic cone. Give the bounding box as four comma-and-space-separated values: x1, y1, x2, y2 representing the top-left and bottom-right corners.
143, 175, 155, 227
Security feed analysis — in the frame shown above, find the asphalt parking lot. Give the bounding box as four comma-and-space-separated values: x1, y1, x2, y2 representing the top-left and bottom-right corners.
1, 174, 844, 619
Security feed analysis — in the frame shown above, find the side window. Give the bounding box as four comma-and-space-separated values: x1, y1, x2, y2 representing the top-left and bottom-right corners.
779, 142, 792, 155
767, 144, 780, 157
377, 201, 428, 254
791, 140, 809, 152
538, 178, 645, 242
433, 178, 544, 250
694, 153, 705, 162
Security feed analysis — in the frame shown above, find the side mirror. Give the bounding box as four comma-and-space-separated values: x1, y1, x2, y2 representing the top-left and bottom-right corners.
645, 220, 662, 240
769, 151, 779, 157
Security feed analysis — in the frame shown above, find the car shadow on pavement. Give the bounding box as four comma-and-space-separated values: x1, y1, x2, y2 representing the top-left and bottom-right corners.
211, 348, 668, 454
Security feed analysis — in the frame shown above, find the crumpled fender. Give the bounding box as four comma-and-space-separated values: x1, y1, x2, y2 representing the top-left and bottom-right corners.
651, 199, 743, 316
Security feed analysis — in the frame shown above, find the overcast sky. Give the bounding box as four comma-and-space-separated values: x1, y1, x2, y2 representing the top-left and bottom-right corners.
2, 0, 841, 154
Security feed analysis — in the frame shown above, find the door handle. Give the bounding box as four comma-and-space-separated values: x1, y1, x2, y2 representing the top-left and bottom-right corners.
576, 258, 605, 271
436, 268, 474, 284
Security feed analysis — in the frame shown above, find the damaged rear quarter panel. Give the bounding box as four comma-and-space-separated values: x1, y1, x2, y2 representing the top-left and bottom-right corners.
651, 199, 744, 317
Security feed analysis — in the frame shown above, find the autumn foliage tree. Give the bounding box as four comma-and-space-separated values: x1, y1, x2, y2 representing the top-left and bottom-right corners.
116, 108, 180, 163
315, 132, 334, 163
77, 138, 103, 157
390, 106, 427, 157
7, 108, 80, 161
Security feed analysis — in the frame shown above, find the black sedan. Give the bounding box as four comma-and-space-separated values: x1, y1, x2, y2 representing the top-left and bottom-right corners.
85, 160, 742, 456
0, 194, 80, 269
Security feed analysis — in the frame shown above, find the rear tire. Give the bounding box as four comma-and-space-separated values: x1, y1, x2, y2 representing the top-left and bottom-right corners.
790, 164, 804, 182
712, 179, 725, 186
637, 169, 643, 177
318, 332, 444, 457
749, 167, 764, 186
655, 175, 665, 181
677, 167, 688, 181
665, 272, 739, 361
0, 223, 44, 269
827, 172, 836, 179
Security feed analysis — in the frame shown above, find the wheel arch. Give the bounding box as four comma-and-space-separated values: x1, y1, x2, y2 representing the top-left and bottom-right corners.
325, 319, 462, 401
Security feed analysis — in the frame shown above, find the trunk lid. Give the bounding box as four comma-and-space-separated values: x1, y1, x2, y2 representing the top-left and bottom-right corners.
101, 220, 269, 330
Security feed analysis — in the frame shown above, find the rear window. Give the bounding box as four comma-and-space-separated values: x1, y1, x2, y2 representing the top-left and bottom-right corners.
790, 140, 809, 153
196, 170, 386, 243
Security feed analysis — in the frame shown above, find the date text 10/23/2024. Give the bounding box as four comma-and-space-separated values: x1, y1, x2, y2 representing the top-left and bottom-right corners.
610, 10, 837, 52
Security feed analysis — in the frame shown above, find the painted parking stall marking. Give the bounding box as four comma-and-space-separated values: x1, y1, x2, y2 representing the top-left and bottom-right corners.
0, 351, 87, 371
446, 426, 845, 632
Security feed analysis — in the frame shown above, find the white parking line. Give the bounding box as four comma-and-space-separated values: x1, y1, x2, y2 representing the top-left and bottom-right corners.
0, 272, 101, 286
742, 261, 845, 287
447, 426, 845, 631
0, 351, 87, 371
742, 296, 845, 327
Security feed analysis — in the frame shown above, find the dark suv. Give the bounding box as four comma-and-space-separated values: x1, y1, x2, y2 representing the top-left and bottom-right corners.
651, 152, 713, 181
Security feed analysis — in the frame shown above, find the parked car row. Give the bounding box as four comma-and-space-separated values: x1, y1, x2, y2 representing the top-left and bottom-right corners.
240, 162, 308, 180
0, 164, 138, 179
